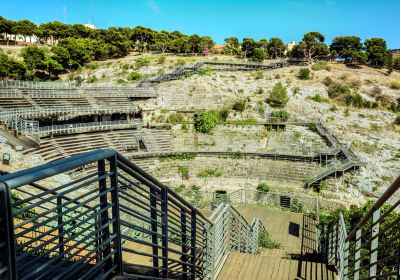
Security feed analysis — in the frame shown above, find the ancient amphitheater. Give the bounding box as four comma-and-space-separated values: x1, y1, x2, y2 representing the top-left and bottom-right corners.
0, 60, 399, 280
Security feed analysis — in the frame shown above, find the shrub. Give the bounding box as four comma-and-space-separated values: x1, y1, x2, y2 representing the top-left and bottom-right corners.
267, 82, 289, 107
218, 108, 230, 122
195, 111, 219, 134
257, 101, 265, 115
323, 76, 334, 86
232, 100, 246, 112
327, 83, 350, 98
257, 182, 270, 193
274, 74, 280, 79
231, 118, 257, 125
311, 61, 331, 71
370, 86, 382, 97
309, 94, 326, 102
394, 115, 400, 125
308, 122, 317, 131
390, 81, 400, 90
255, 70, 264, 80
198, 168, 222, 178
256, 87, 264, 94
168, 113, 185, 124
86, 75, 97, 83
175, 58, 186, 66
198, 66, 213, 76
346, 93, 378, 108
127, 71, 143, 81
329, 105, 337, 112
298, 68, 311, 80
294, 131, 302, 139
347, 78, 362, 89
270, 110, 290, 121
158, 56, 166, 64
135, 57, 150, 68
117, 79, 126, 84
258, 232, 281, 249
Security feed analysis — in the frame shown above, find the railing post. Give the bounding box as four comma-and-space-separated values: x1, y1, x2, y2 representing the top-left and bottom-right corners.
354, 229, 362, 280
109, 154, 122, 275
190, 210, 197, 280
343, 240, 349, 280
181, 209, 188, 280
149, 186, 159, 276
0, 183, 17, 280
56, 197, 64, 255
161, 187, 169, 278
370, 208, 380, 278
98, 159, 113, 271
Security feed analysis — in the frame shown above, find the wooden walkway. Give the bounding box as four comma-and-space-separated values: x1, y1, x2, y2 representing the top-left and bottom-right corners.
217, 206, 337, 280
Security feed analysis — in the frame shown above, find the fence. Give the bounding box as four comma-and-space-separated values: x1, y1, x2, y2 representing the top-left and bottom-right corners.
0, 149, 265, 280
38, 120, 142, 137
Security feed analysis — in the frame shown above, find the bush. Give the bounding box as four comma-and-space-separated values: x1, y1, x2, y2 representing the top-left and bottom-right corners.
258, 232, 281, 249
298, 68, 311, 80
232, 100, 246, 112
255, 70, 264, 80
231, 118, 257, 125
198, 66, 213, 76
390, 81, 400, 90
218, 108, 230, 122
135, 57, 150, 68
267, 82, 289, 107
327, 83, 350, 98
346, 92, 378, 108
127, 71, 143, 81
309, 94, 326, 102
195, 111, 219, 134
117, 79, 126, 84
257, 182, 270, 193
394, 115, 400, 125
86, 75, 97, 83
175, 58, 186, 66
198, 168, 222, 178
168, 113, 185, 124
311, 61, 331, 71
158, 56, 166, 64
270, 110, 290, 121
323, 76, 334, 86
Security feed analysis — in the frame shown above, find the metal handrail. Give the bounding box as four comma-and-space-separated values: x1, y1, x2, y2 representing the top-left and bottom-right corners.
0, 149, 267, 280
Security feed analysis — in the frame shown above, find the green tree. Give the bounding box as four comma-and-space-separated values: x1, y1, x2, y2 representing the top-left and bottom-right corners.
0, 16, 13, 45
302, 32, 329, 63
0, 54, 26, 79
195, 111, 219, 134
290, 42, 306, 59
241, 38, 259, 58
365, 38, 388, 68
224, 37, 241, 56
267, 82, 289, 107
330, 36, 365, 64
12, 19, 36, 42
251, 48, 267, 62
267, 38, 286, 59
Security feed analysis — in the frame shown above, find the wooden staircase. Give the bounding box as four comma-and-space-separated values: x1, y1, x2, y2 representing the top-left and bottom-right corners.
217, 206, 337, 280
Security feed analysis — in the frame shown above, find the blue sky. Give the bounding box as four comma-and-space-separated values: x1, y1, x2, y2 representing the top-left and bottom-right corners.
2, 0, 400, 48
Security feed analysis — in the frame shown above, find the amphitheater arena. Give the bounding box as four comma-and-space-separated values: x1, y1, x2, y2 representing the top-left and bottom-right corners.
0, 75, 361, 211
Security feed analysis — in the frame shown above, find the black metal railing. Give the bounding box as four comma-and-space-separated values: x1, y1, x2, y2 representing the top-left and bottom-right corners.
0, 149, 212, 280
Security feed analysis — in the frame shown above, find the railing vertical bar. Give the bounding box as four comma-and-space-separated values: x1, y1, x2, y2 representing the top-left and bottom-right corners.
191, 210, 197, 280
57, 197, 64, 255
98, 159, 112, 272
0, 183, 17, 280
161, 187, 168, 278
354, 229, 361, 280
109, 155, 122, 275
369, 208, 380, 278
149, 185, 159, 276
181, 209, 188, 280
